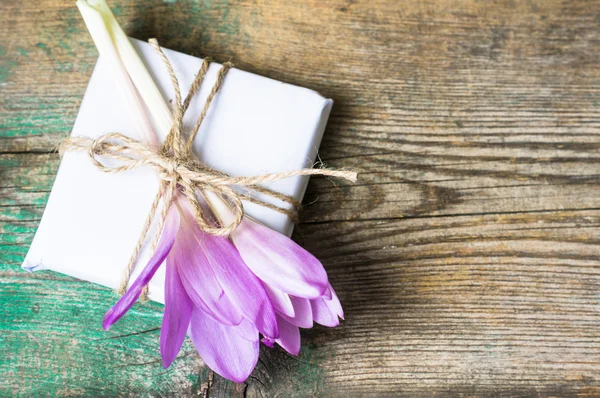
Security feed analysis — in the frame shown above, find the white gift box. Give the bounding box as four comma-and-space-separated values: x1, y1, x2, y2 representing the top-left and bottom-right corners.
22, 39, 333, 304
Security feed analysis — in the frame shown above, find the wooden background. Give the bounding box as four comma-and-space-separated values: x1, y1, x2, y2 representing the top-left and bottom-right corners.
2, 0, 600, 396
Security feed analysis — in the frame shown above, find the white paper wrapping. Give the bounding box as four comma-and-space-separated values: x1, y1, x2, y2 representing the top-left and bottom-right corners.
22, 39, 333, 303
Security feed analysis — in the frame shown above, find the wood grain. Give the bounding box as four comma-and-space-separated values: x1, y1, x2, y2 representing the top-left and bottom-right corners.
2, 0, 600, 396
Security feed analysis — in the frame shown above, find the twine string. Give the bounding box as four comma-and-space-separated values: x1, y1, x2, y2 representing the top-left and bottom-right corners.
59, 39, 357, 297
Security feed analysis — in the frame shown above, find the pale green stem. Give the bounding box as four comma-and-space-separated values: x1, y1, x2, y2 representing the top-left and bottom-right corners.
77, 0, 159, 148
88, 0, 173, 138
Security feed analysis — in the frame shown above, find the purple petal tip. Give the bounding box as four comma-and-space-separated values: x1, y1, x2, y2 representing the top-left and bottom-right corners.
102, 314, 113, 330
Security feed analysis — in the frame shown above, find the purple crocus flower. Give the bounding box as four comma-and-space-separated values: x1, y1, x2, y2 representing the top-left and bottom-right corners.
103, 198, 343, 382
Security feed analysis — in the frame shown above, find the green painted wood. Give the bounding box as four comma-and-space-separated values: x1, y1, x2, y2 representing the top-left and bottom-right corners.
0, 273, 204, 396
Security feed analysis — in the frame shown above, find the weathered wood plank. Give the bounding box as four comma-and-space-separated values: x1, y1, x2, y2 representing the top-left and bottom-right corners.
0, 271, 207, 396
2, 0, 600, 396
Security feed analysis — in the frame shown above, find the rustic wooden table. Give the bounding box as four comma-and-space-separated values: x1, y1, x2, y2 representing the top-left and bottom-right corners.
2, 0, 600, 396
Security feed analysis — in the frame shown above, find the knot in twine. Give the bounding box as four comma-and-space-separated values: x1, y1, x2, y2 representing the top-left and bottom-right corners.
60, 39, 357, 296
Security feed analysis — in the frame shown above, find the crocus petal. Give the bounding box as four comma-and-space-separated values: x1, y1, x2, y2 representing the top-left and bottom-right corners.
274, 315, 301, 356
173, 205, 243, 326
322, 285, 333, 300
310, 298, 340, 327
160, 256, 193, 368
233, 318, 260, 342
199, 232, 279, 339
232, 218, 329, 299
325, 285, 344, 320
281, 296, 313, 328
102, 206, 180, 330
189, 307, 259, 383
264, 284, 295, 318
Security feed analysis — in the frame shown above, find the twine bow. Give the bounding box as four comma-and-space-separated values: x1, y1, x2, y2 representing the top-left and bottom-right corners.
60, 39, 357, 296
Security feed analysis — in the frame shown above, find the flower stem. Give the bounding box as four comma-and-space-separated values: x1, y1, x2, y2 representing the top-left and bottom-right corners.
87, 0, 173, 139
76, 0, 159, 147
